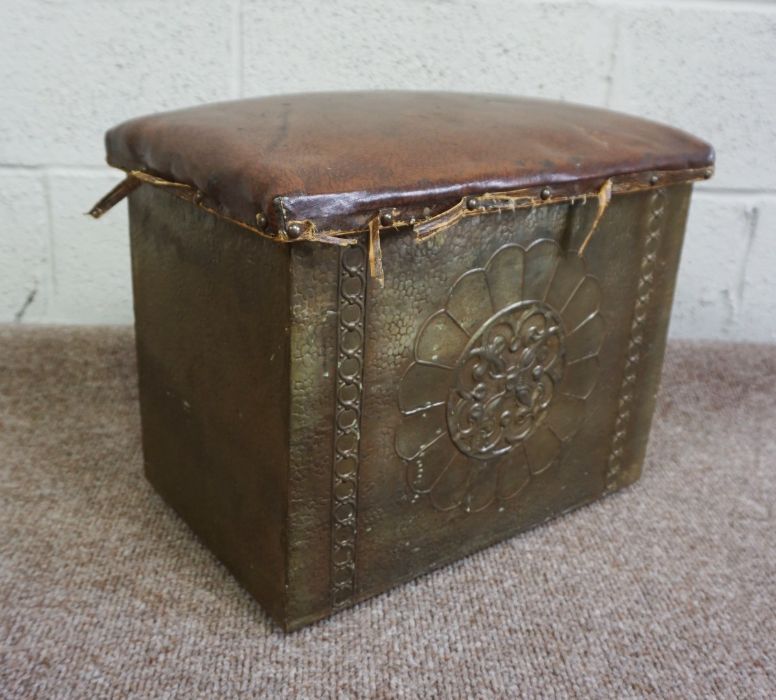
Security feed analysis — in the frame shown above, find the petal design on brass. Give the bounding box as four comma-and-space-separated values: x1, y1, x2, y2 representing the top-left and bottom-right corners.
429, 453, 472, 511
398, 361, 452, 415
446, 269, 494, 336
398, 240, 604, 515
497, 448, 531, 500
522, 239, 561, 302
394, 404, 447, 461
561, 275, 601, 332
415, 310, 469, 367
485, 244, 524, 311
565, 313, 605, 362
544, 393, 586, 441
406, 437, 457, 495
561, 355, 599, 400
462, 463, 499, 512
523, 424, 563, 475
545, 253, 586, 312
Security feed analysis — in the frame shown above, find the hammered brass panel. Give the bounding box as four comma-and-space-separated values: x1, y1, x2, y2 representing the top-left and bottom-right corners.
354, 187, 691, 602
286, 242, 340, 625
395, 240, 603, 514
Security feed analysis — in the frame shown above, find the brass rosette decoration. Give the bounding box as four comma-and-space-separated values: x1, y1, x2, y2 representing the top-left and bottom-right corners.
396, 240, 605, 513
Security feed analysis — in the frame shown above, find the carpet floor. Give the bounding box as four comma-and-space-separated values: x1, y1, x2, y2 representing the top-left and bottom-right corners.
0, 326, 774, 699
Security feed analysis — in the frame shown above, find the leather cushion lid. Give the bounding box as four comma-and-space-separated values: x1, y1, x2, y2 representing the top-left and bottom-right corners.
105, 91, 714, 233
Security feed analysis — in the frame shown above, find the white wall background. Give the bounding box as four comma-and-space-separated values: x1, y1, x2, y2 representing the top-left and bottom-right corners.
1, 0, 774, 340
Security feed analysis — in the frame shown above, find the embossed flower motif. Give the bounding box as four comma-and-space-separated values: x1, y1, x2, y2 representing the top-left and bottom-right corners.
395, 240, 605, 513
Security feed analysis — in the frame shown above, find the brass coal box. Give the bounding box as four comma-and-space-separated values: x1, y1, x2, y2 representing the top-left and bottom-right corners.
91, 92, 714, 630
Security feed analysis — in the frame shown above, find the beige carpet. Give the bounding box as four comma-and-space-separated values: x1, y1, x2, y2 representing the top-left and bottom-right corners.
0, 326, 774, 699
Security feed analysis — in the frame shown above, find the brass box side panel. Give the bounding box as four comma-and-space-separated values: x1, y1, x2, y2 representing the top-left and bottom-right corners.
352, 186, 692, 603
129, 186, 291, 624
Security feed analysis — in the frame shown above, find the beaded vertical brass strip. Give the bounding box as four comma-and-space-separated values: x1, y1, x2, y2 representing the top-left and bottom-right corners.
330, 242, 367, 608
605, 190, 666, 492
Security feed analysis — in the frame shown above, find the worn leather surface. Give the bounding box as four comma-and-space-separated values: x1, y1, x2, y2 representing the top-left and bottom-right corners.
105, 91, 714, 233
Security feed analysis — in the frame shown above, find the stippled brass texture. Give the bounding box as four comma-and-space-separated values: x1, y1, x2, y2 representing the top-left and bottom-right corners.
129, 184, 693, 630
395, 240, 604, 514
352, 187, 690, 608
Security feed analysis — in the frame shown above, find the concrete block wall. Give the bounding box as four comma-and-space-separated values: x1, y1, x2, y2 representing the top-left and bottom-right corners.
1, 0, 774, 339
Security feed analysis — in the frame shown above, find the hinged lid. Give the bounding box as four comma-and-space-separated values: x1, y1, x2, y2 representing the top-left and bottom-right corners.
92, 91, 713, 254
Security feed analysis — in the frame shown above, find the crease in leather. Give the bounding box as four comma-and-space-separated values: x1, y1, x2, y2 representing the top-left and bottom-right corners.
89, 165, 712, 280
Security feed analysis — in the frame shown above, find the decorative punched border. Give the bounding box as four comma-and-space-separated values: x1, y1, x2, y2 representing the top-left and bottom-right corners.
330, 242, 368, 608
605, 189, 666, 491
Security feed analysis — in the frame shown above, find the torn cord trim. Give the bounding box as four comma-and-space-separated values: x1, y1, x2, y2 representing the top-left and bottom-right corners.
88, 166, 712, 279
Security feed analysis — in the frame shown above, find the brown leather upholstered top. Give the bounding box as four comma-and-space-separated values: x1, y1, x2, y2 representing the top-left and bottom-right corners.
104, 91, 714, 236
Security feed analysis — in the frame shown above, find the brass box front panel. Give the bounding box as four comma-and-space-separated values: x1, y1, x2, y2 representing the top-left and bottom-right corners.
318, 187, 690, 623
